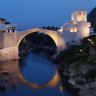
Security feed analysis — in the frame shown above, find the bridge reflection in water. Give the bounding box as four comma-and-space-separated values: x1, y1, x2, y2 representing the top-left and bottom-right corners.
0, 60, 60, 88
0, 54, 68, 96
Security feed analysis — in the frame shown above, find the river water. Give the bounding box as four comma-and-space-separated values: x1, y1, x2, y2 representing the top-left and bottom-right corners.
0, 52, 71, 96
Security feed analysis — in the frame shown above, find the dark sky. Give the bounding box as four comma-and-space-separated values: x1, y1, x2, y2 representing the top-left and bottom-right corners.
0, 0, 95, 30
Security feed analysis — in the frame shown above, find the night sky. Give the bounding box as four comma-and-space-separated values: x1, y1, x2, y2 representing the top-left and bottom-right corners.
0, 0, 96, 30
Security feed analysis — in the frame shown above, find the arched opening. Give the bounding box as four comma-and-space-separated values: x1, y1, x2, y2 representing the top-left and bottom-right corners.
18, 31, 57, 58
16, 29, 63, 89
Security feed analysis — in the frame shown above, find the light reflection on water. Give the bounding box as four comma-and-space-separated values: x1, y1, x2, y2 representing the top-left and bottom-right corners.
0, 53, 70, 96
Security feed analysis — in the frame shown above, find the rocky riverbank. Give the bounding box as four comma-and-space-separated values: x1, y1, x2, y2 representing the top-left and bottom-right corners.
60, 63, 96, 96
52, 35, 96, 96
19, 34, 96, 96
52, 57, 96, 96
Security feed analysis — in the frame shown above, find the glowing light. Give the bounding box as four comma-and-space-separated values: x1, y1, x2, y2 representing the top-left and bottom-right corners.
80, 49, 83, 52
88, 39, 92, 42
70, 28, 74, 32
91, 42, 94, 45
59, 86, 64, 92
73, 27, 77, 32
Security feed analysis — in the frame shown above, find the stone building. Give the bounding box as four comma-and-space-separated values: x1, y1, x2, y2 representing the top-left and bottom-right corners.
58, 10, 91, 43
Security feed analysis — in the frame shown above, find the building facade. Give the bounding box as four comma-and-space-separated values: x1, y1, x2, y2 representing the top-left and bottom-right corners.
58, 10, 91, 43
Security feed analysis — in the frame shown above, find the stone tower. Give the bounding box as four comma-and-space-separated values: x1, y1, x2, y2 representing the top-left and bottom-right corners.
71, 10, 87, 22
0, 24, 18, 61
59, 10, 91, 43
73, 11, 91, 39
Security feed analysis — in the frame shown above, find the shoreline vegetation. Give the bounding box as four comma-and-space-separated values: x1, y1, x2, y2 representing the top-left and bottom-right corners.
52, 35, 96, 96
19, 35, 96, 96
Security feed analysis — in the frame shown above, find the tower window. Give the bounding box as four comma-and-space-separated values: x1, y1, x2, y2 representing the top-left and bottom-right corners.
79, 12, 81, 15
82, 18, 84, 20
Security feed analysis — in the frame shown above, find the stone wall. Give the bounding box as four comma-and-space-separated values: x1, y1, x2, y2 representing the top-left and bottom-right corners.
77, 21, 91, 39
0, 47, 19, 62
0, 32, 4, 48
3, 32, 17, 48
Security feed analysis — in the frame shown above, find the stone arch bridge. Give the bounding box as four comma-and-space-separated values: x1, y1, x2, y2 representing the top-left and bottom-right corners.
0, 28, 66, 61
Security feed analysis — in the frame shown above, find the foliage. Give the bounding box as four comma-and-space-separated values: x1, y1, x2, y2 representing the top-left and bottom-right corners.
93, 27, 96, 33
19, 32, 57, 57
42, 26, 59, 31
54, 35, 96, 70
84, 69, 96, 82
0, 18, 10, 24
54, 44, 89, 65
88, 60, 96, 65
88, 7, 96, 27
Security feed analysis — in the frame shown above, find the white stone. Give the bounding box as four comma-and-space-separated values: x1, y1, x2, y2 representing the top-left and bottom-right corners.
58, 10, 91, 43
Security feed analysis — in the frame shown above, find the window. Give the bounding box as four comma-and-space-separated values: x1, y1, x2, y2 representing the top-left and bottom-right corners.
79, 12, 81, 15
82, 18, 84, 21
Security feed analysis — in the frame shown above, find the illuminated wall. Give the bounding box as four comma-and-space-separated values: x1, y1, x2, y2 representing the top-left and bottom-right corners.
77, 21, 91, 39
71, 11, 87, 22
58, 10, 91, 43
0, 47, 18, 61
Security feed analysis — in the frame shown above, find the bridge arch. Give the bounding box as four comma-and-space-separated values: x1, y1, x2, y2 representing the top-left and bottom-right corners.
16, 28, 66, 52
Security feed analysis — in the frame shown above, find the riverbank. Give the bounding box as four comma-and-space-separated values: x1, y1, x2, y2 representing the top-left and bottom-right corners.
52, 35, 96, 96
58, 63, 96, 96
19, 35, 96, 96
19, 47, 96, 96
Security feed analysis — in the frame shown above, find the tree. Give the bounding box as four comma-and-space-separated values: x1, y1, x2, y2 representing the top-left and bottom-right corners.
93, 26, 96, 33
42, 26, 46, 29
0, 18, 6, 24
0, 18, 11, 25
46, 26, 51, 30
5, 22, 10, 25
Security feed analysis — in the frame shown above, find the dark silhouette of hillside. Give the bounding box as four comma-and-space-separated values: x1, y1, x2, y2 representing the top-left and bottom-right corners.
88, 7, 96, 27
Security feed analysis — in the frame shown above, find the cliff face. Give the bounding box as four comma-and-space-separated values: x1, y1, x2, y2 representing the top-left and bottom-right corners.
87, 7, 96, 27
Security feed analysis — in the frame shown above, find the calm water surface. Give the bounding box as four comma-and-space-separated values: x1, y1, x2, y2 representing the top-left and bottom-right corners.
0, 52, 70, 96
